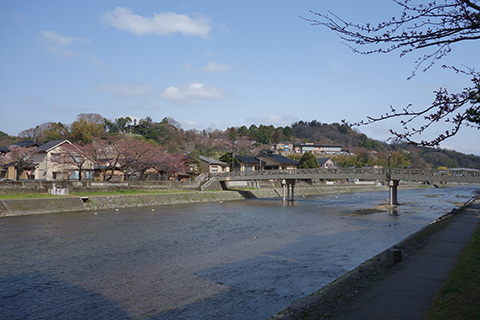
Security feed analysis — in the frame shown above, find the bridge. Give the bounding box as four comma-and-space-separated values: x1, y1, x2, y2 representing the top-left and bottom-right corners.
209, 168, 480, 205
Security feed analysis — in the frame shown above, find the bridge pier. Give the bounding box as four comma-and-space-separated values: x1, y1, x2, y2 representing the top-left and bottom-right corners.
389, 179, 399, 206
282, 179, 296, 202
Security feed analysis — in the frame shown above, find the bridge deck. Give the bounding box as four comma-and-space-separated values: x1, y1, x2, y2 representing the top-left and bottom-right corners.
214, 168, 480, 184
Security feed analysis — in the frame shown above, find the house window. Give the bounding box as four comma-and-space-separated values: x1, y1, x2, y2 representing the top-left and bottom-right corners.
69, 155, 83, 163
85, 170, 93, 180
69, 171, 80, 180
211, 166, 218, 174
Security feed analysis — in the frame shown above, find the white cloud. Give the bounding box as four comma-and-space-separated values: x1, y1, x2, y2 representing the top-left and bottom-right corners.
202, 61, 231, 73
246, 115, 298, 126
102, 7, 211, 38
160, 82, 229, 104
41, 30, 74, 46
182, 120, 199, 128
98, 83, 152, 98
181, 63, 194, 70
85, 54, 103, 67
39, 30, 75, 56
39, 30, 101, 65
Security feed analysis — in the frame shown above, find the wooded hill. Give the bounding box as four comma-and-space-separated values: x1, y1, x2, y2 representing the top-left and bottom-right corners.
1, 114, 479, 170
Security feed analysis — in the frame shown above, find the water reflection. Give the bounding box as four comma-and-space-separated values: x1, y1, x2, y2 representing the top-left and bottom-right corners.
389, 208, 399, 216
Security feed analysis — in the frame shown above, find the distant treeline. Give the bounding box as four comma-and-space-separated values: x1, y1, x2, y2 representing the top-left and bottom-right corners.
1, 114, 479, 169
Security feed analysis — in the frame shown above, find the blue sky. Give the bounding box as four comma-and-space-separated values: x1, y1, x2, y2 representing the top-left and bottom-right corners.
1, 1, 479, 155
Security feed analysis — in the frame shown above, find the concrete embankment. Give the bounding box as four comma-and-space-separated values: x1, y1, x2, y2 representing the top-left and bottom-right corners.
0, 191, 246, 217
0, 197, 86, 216
0, 184, 427, 217
83, 191, 247, 211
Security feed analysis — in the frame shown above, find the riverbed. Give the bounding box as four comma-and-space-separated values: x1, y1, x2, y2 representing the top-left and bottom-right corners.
0, 186, 478, 320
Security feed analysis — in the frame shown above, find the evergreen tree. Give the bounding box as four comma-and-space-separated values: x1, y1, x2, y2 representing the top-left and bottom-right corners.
299, 152, 320, 169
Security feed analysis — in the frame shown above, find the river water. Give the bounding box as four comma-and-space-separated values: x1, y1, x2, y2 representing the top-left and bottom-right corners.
0, 186, 478, 320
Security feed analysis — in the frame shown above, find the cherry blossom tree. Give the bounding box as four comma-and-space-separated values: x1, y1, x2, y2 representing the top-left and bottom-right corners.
82, 136, 125, 181
116, 138, 161, 180
50, 142, 93, 181
0, 146, 38, 180
151, 153, 189, 180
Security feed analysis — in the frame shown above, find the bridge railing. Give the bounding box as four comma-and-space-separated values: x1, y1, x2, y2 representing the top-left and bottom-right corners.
390, 168, 480, 181
213, 168, 480, 183
214, 167, 386, 180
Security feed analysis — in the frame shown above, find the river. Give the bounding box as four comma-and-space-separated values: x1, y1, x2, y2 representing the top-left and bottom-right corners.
0, 185, 478, 320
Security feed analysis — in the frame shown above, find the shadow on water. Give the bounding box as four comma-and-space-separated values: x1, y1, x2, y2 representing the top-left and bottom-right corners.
153, 232, 364, 320
0, 272, 130, 320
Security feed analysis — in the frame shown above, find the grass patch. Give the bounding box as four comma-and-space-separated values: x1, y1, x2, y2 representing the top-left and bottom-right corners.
70, 190, 194, 197
425, 223, 480, 320
0, 193, 63, 200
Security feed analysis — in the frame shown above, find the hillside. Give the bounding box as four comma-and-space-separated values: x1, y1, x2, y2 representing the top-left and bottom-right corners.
290, 121, 480, 170
1, 114, 479, 170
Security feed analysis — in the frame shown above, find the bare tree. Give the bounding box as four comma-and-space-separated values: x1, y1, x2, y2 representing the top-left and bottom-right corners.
19, 122, 69, 143
305, 0, 480, 146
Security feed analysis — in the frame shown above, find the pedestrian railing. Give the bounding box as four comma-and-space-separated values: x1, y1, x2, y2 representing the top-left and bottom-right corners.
213, 168, 480, 183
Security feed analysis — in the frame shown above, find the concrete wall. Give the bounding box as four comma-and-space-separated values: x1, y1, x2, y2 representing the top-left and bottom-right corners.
0, 197, 85, 216
84, 191, 245, 210
0, 191, 247, 217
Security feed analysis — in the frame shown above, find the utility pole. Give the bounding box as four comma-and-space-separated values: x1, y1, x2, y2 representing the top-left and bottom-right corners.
388, 153, 391, 181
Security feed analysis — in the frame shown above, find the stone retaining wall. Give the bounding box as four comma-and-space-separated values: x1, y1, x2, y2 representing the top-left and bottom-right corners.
0, 197, 86, 216
0, 191, 246, 217
83, 191, 246, 211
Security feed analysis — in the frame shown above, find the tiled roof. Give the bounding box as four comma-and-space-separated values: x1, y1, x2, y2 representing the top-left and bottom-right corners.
0, 141, 40, 153
235, 155, 265, 164
199, 155, 228, 166
259, 152, 299, 165
317, 158, 331, 165
37, 139, 69, 152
